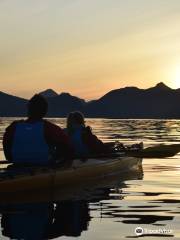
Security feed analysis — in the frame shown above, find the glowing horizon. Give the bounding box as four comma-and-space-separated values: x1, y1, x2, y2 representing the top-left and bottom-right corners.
0, 0, 180, 99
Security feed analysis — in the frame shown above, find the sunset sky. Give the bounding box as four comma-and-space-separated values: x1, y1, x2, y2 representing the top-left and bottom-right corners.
1, 0, 180, 99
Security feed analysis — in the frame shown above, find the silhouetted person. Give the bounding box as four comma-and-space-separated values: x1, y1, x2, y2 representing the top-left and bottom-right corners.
3, 94, 74, 165
66, 111, 107, 157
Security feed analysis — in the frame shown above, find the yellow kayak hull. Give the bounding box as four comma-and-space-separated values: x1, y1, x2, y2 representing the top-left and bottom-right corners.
0, 157, 142, 193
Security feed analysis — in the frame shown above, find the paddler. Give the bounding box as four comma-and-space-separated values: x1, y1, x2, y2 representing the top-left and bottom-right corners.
3, 94, 74, 166
66, 111, 108, 157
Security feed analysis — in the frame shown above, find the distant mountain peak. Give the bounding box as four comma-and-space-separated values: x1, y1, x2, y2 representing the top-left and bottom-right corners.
154, 82, 171, 90
100, 86, 140, 100
39, 89, 58, 98
59, 92, 86, 103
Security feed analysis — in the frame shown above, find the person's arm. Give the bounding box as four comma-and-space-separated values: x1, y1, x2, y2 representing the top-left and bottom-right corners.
44, 120, 74, 164
83, 127, 108, 154
3, 122, 17, 161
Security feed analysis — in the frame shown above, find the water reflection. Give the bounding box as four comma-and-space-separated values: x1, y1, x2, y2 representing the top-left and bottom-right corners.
0, 118, 180, 239
0, 195, 111, 239
0, 167, 143, 240
47, 201, 91, 239
1, 201, 90, 239
1, 203, 52, 240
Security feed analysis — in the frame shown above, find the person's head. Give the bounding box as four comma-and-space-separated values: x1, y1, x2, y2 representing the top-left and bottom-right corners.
67, 111, 85, 130
28, 94, 48, 119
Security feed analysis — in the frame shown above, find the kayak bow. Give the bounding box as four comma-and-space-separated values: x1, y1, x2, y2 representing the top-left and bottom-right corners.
126, 144, 180, 158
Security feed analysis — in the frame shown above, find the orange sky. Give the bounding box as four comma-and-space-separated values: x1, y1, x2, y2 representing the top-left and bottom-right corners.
0, 0, 180, 99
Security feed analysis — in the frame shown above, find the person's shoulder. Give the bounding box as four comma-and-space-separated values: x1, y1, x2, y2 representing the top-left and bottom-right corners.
82, 126, 95, 139
63, 127, 68, 133
43, 120, 69, 141
6, 120, 24, 130
84, 126, 93, 134
43, 119, 63, 130
4, 120, 25, 136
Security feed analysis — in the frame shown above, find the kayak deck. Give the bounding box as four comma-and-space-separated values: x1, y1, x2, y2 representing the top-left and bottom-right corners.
0, 157, 142, 193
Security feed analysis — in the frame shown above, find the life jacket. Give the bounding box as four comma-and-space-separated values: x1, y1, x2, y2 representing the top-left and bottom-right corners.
12, 121, 49, 164
66, 126, 89, 157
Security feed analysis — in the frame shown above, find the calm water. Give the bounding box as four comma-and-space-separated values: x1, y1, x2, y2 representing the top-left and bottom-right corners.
0, 118, 180, 239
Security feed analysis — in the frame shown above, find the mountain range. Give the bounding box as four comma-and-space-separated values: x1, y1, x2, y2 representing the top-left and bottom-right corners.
1, 82, 180, 118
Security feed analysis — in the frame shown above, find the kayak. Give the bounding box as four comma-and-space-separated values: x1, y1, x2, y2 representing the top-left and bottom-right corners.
0, 156, 142, 193
0, 163, 143, 204
0, 143, 179, 194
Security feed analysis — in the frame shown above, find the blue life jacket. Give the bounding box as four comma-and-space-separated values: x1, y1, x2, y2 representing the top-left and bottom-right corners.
12, 122, 49, 164
66, 126, 89, 157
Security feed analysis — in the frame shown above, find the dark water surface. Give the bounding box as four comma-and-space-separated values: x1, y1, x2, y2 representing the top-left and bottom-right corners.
0, 118, 180, 239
